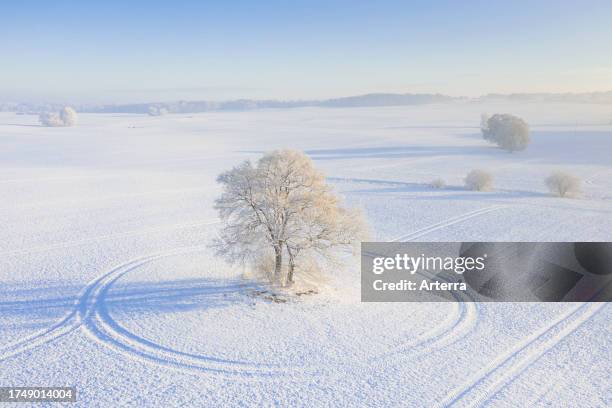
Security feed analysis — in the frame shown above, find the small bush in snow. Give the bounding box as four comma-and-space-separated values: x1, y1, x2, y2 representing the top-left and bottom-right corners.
60, 106, 78, 126
431, 178, 446, 189
465, 169, 493, 191
148, 106, 168, 116
39, 106, 78, 127
38, 112, 64, 127
482, 113, 530, 152
545, 171, 581, 198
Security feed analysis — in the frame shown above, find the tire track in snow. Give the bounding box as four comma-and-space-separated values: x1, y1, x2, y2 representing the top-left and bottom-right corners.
365, 270, 478, 364
382, 209, 486, 354
0, 256, 150, 361
80, 245, 294, 378
379, 203, 605, 407
368, 296, 477, 364
0, 206, 497, 376
0, 223, 219, 362
1, 244, 290, 378
1, 229, 318, 379
0, 219, 219, 257
437, 301, 606, 408
393, 205, 505, 242
366, 207, 497, 363
0, 310, 80, 362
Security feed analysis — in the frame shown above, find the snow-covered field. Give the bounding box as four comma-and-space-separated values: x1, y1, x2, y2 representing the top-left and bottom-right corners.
1, 103, 611, 407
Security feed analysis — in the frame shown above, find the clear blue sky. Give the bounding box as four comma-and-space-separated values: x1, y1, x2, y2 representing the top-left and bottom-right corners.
2, 0, 611, 103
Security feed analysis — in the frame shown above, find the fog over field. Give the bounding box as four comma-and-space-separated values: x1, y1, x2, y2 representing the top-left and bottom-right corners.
1, 101, 610, 406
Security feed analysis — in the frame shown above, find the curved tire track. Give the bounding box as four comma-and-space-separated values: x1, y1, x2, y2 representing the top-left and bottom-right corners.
0, 256, 151, 362
0, 223, 219, 362
0, 251, 196, 362
0, 312, 80, 362
79, 245, 294, 378
367, 207, 500, 363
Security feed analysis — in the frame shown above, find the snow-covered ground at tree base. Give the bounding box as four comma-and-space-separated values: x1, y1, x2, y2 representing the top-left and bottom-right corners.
1, 102, 611, 407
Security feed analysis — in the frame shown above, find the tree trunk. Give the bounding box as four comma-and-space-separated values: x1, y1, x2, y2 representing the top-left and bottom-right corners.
274, 245, 282, 283
286, 246, 295, 285
287, 258, 295, 285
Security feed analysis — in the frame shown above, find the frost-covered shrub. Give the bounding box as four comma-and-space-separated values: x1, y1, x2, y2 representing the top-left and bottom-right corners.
482, 113, 530, 152
148, 106, 168, 116
545, 171, 581, 198
431, 178, 446, 189
38, 112, 64, 127
465, 169, 494, 191
39, 106, 78, 127
59, 106, 78, 126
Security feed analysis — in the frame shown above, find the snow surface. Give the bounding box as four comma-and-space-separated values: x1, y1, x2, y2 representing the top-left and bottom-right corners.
0, 102, 611, 407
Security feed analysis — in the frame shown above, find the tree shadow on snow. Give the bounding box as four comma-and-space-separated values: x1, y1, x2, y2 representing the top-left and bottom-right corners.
398, 190, 548, 202
304, 145, 497, 160
239, 129, 611, 166
327, 177, 549, 198
0, 278, 261, 333
327, 176, 464, 194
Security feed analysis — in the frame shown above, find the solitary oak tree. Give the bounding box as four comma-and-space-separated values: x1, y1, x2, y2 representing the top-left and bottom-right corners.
213, 150, 367, 285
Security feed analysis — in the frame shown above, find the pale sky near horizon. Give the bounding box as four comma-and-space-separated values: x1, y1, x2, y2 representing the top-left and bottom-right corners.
2, 0, 612, 103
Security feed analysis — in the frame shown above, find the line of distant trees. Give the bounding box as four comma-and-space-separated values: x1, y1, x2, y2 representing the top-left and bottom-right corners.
3, 91, 611, 115
0, 94, 460, 115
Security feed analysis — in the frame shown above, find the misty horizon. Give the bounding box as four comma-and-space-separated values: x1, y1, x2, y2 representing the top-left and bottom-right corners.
3, 91, 612, 115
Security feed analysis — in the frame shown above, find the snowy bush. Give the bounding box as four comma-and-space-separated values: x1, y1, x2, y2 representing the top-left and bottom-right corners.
482, 113, 530, 152
465, 169, 494, 191
213, 149, 368, 286
60, 106, 78, 126
545, 171, 581, 198
39, 106, 78, 127
148, 106, 168, 116
431, 178, 446, 189
38, 112, 64, 127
